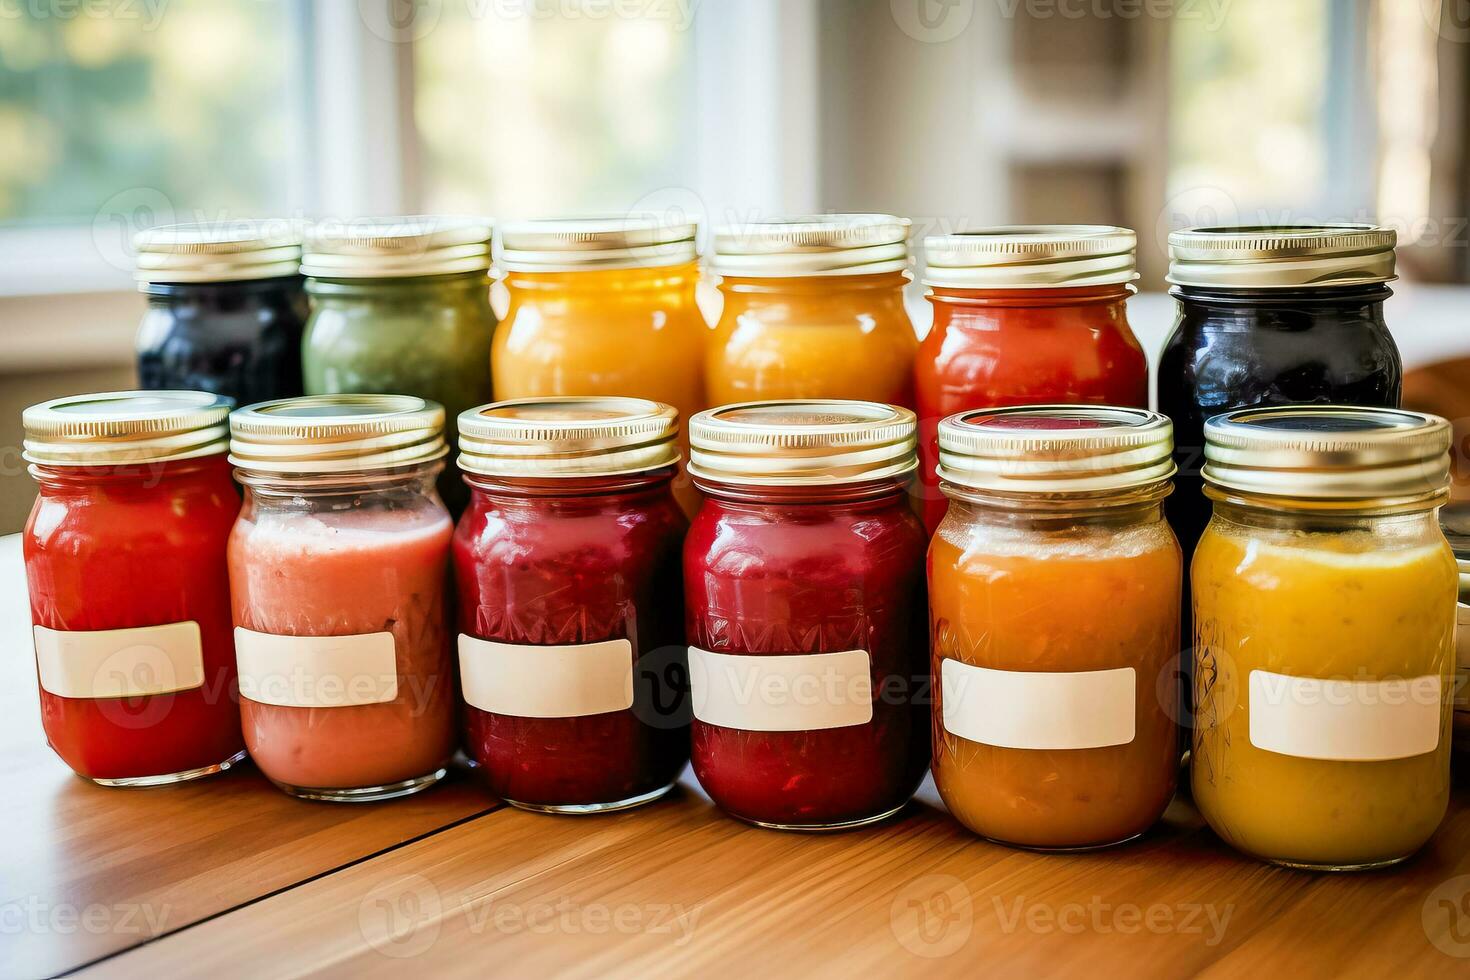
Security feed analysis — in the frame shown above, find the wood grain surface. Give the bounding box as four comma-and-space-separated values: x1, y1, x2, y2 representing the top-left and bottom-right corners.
5, 525, 1470, 979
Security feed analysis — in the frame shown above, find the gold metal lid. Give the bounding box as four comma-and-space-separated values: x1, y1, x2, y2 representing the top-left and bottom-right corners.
710, 214, 911, 277
229, 394, 447, 475
1167, 224, 1397, 289
24, 390, 233, 467
134, 220, 302, 285
923, 225, 1137, 289
301, 215, 493, 279
689, 400, 916, 486
457, 397, 679, 478
497, 215, 698, 272
1203, 406, 1450, 502
938, 405, 1174, 494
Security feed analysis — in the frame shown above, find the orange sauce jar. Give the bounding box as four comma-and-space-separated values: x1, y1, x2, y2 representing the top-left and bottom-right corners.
493, 217, 707, 512
929, 406, 1182, 849
708, 215, 917, 407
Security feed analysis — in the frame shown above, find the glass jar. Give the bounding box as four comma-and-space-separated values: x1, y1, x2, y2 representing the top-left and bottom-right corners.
917, 227, 1148, 534
134, 221, 307, 405
1159, 225, 1403, 659
301, 216, 497, 514
21, 391, 245, 785
1192, 406, 1455, 870
227, 395, 458, 802
708, 215, 917, 409
931, 406, 1181, 849
452, 397, 690, 812
494, 217, 707, 515
684, 400, 929, 830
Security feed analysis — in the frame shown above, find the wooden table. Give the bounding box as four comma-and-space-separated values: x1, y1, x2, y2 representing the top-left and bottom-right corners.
5, 534, 1470, 978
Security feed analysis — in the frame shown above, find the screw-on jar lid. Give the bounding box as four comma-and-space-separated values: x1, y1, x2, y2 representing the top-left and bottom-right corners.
937, 405, 1174, 495
497, 216, 698, 272
689, 400, 916, 486
710, 214, 911, 277
1167, 224, 1397, 289
301, 216, 493, 279
229, 394, 447, 475
134, 220, 302, 285
923, 226, 1138, 289
457, 397, 679, 478
24, 390, 233, 467
1203, 406, 1450, 502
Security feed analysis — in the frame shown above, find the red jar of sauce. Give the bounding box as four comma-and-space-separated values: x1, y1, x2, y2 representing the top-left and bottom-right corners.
22, 390, 245, 785
915, 226, 1148, 533
453, 397, 690, 813
685, 400, 929, 830
227, 395, 457, 802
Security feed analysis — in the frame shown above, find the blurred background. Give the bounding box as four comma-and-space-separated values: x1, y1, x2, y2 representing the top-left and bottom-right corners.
1, 0, 1469, 530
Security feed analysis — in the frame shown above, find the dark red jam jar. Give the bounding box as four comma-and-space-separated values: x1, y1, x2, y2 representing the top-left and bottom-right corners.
452, 397, 690, 812
21, 391, 246, 786
684, 400, 929, 830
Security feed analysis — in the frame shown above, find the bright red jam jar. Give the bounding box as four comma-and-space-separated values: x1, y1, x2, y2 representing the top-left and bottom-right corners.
22, 390, 246, 785
684, 400, 929, 830
228, 395, 457, 802
453, 397, 690, 813
916, 226, 1148, 533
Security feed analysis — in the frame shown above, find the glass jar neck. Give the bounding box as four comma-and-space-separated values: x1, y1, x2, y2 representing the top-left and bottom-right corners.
1170, 282, 1392, 309
306, 270, 489, 299
1206, 485, 1447, 524
502, 262, 699, 295
942, 479, 1171, 528
30, 454, 233, 492
461, 467, 677, 502
694, 476, 911, 509
717, 270, 909, 298
927, 282, 1134, 310
236, 460, 445, 499
143, 275, 303, 302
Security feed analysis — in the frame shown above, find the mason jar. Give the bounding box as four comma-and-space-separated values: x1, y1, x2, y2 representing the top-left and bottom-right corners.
1192, 406, 1456, 869
227, 394, 458, 802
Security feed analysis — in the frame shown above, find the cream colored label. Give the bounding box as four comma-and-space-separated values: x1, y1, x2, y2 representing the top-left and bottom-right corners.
688, 647, 873, 732
33, 622, 204, 699
940, 659, 1136, 750
1248, 669, 1442, 761
457, 636, 635, 718
235, 627, 398, 707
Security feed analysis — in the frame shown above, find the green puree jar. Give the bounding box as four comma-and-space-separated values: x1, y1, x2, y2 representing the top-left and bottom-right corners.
301, 216, 496, 512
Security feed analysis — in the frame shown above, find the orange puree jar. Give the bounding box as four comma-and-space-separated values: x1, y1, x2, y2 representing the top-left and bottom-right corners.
493, 217, 707, 512
708, 215, 917, 408
929, 406, 1181, 849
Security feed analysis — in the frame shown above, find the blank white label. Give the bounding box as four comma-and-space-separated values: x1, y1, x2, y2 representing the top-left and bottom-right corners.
940, 659, 1136, 750
235, 627, 398, 707
689, 647, 873, 732
33, 622, 204, 699
458, 635, 635, 718
1248, 669, 1442, 761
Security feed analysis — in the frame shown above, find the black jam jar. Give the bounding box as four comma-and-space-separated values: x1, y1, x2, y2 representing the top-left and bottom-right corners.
134, 222, 307, 405
1157, 224, 1403, 688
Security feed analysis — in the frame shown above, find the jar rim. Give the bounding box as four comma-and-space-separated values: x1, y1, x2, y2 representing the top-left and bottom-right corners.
711, 214, 910, 278
229, 394, 447, 476
456, 397, 680, 478
923, 225, 1137, 289
24, 390, 233, 467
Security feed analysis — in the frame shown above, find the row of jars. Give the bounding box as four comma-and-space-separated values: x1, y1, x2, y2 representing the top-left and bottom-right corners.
21, 389, 1459, 871
135, 217, 1406, 529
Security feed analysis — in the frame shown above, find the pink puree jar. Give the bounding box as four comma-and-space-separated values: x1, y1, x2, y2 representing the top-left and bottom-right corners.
226, 394, 457, 801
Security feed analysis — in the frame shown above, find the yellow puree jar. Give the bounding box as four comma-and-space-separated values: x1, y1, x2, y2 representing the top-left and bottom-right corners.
493, 217, 707, 513
1192, 406, 1457, 870
708, 215, 917, 408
